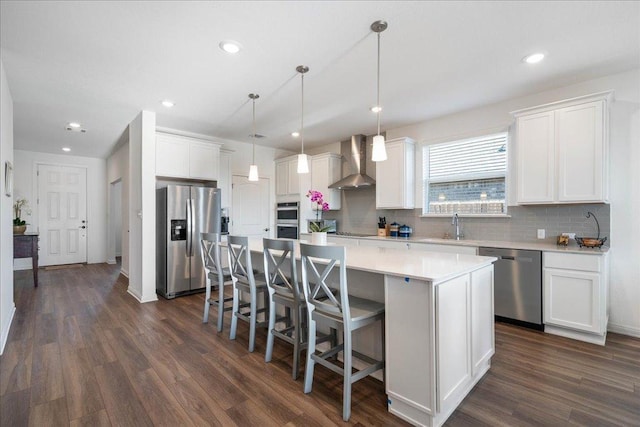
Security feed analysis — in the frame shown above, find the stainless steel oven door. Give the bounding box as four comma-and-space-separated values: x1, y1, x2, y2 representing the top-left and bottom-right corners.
276, 224, 298, 239
276, 202, 299, 222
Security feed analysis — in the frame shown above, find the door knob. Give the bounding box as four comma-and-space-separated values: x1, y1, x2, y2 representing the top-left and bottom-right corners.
264, 228, 269, 232
80, 225, 86, 229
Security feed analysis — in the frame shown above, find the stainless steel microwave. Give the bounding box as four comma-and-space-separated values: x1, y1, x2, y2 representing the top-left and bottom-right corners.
276, 202, 299, 223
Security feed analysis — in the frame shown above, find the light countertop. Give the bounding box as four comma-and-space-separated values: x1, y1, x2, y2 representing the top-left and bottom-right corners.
322, 234, 609, 255
247, 238, 497, 284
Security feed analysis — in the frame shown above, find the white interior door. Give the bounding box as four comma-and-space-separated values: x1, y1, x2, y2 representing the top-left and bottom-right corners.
231, 175, 270, 237
38, 164, 87, 266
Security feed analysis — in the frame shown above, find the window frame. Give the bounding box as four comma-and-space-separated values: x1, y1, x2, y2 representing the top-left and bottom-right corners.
421, 132, 509, 217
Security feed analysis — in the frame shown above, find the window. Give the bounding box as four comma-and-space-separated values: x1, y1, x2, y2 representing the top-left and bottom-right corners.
423, 133, 507, 215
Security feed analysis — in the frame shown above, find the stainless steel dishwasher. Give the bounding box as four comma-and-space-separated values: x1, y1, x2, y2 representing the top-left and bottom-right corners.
478, 247, 543, 330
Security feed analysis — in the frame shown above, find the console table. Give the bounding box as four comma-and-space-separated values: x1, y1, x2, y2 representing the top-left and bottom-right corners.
13, 233, 39, 287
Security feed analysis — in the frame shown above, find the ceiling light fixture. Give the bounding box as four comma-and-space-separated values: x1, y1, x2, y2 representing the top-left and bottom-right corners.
161, 100, 175, 108
219, 40, 242, 54
62, 147, 71, 152
291, 131, 300, 138
371, 20, 388, 162
523, 52, 545, 64
248, 93, 260, 182
66, 122, 86, 133
296, 65, 310, 174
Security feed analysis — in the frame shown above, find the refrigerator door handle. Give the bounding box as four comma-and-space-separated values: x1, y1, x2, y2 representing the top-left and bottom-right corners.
186, 198, 192, 257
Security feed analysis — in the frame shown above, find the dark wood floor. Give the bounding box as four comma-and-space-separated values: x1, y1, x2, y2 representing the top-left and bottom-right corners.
1, 263, 639, 427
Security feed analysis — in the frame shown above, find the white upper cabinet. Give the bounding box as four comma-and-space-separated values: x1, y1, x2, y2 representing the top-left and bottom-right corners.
513, 91, 611, 204
376, 137, 415, 209
310, 153, 341, 210
275, 156, 300, 196
156, 132, 221, 180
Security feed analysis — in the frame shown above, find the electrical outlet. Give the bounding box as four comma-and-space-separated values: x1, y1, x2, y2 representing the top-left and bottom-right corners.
537, 229, 545, 239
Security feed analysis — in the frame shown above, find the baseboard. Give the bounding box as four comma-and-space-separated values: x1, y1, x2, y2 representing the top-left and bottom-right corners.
12, 265, 31, 271
120, 269, 129, 278
126, 287, 158, 304
608, 323, 640, 338
0, 304, 16, 356
106, 258, 116, 265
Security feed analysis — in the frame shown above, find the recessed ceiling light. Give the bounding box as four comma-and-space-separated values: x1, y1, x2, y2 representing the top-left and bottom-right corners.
523, 52, 545, 64
62, 147, 71, 152
68, 122, 81, 128
219, 40, 242, 54
370, 106, 382, 113
291, 131, 300, 137
161, 100, 175, 108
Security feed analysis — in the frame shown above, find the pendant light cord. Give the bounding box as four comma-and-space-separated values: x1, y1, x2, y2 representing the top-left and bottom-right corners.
252, 97, 256, 163
301, 72, 305, 154
376, 30, 381, 136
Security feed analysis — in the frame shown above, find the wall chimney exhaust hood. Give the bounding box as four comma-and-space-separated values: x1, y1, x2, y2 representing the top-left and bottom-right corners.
328, 135, 376, 190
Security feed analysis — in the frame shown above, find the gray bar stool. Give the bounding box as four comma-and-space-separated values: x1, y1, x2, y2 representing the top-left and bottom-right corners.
263, 238, 306, 379
228, 235, 269, 352
300, 243, 385, 421
200, 232, 233, 332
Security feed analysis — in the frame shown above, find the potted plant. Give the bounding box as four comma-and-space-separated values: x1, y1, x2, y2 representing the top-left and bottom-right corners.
13, 197, 30, 234
306, 190, 330, 244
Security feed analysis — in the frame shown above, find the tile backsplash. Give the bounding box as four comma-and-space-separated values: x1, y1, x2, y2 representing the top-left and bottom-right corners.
323, 188, 610, 245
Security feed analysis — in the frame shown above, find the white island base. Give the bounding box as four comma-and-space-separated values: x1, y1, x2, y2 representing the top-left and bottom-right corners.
385, 266, 495, 426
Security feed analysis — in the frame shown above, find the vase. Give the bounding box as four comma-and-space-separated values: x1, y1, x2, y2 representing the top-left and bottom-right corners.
13, 225, 26, 235
311, 231, 327, 245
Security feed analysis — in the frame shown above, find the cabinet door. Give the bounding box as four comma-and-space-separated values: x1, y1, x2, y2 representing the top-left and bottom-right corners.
156, 134, 189, 178
311, 154, 341, 210
376, 139, 414, 209
287, 160, 300, 195
516, 111, 555, 203
556, 101, 604, 202
189, 141, 219, 180
219, 151, 231, 209
410, 243, 477, 255
544, 268, 602, 334
275, 161, 289, 196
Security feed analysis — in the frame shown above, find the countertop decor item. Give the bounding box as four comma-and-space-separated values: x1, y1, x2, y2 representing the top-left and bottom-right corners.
307, 190, 330, 232
576, 211, 607, 248
13, 197, 31, 233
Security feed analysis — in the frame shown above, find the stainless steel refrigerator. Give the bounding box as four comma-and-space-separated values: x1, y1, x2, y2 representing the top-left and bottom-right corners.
156, 185, 221, 299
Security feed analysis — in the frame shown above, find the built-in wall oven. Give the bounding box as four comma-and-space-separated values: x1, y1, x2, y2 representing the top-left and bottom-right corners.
276, 202, 299, 239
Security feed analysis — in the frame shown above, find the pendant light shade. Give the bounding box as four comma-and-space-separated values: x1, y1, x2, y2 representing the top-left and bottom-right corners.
296, 65, 310, 174
371, 20, 388, 162
248, 93, 260, 181
372, 134, 387, 161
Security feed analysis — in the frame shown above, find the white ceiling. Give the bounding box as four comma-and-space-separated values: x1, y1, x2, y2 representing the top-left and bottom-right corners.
1, 1, 639, 159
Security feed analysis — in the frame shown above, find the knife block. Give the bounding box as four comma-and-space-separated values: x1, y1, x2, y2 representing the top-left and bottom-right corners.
377, 225, 390, 237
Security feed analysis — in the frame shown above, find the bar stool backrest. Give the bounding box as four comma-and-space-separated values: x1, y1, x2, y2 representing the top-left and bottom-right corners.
227, 235, 253, 286
263, 238, 300, 301
200, 232, 223, 278
300, 243, 350, 324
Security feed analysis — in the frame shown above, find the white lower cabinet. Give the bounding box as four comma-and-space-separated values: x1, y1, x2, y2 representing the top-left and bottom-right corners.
543, 251, 609, 345
385, 264, 494, 426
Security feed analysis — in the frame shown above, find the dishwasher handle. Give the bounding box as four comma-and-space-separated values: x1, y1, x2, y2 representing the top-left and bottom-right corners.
500, 255, 516, 260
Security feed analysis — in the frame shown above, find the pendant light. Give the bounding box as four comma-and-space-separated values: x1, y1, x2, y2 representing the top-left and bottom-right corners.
296, 65, 310, 174
248, 93, 260, 181
371, 20, 388, 162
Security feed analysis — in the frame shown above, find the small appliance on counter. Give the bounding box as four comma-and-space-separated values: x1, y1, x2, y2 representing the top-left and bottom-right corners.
398, 225, 412, 238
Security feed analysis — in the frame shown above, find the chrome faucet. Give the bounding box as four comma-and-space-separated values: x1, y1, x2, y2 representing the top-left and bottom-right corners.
451, 213, 463, 240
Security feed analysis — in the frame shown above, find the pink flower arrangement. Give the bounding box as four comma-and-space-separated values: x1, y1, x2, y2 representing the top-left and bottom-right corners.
306, 190, 330, 231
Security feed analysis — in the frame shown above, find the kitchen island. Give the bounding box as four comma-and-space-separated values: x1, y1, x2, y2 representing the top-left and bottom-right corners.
244, 238, 497, 427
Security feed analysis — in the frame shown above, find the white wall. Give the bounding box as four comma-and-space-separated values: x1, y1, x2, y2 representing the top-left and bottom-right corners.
127, 111, 157, 303
107, 141, 129, 275
385, 68, 640, 337
0, 60, 15, 354
12, 150, 107, 268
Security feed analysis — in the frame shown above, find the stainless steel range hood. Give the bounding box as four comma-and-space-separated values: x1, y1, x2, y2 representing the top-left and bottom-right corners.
328, 135, 375, 190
